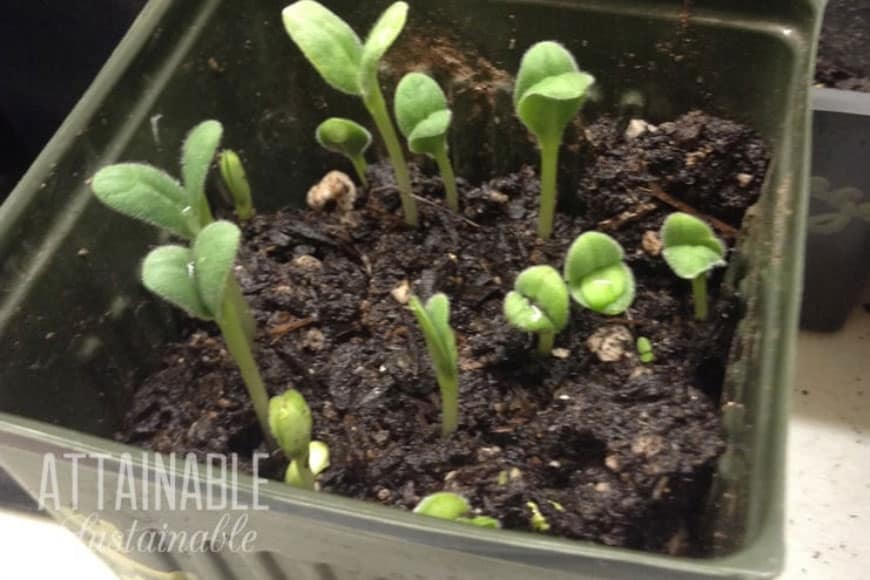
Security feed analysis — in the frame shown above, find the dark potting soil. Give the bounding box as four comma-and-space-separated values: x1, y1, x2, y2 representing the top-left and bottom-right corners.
118, 110, 768, 555
815, 0, 870, 92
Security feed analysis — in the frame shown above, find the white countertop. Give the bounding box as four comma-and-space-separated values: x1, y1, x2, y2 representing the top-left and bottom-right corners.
2, 302, 869, 579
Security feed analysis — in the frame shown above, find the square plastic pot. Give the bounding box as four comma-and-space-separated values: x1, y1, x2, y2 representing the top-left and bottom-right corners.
0, 0, 821, 578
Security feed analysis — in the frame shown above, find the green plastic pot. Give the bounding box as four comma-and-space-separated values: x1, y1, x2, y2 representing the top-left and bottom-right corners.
0, 0, 821, 578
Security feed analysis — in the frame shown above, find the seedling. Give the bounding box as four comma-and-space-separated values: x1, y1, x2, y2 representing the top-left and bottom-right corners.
268, 389, 330, 490
408, 293, 459, 436
660, 212, 727, 321
514, 41, 595, 239
283, 1, 418, 226
91, 119, 256, 346
394, 72, 458, 211
636, 336, 654, 363
527, 501, 550, 532
564, 232, 635, 315
140, 221, 271, 437
218, 149, 254, 221
503, 265, 569, 356
414, 492, 500, 528
315, 118, 372, 186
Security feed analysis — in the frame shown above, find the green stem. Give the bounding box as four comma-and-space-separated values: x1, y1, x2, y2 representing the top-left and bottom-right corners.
364, 83, 418, 227
436, 370, 458, 436
691, 274, 709, 321
350, 154, 369, 187
218, 298, 272, 445
226, 277, 256, 348
434, 147, 459, 212
537, 139, 560, 240
537, 331, 555, 356
197, 192, 215, 229
285, 451, 315, 490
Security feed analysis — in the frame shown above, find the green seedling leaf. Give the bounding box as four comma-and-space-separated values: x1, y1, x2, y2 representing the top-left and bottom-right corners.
308, 441, 330, 476
414, 492, 470, 520
564, 232, 635, 315
268, 389, 312, 459
359, 2, 408, 95
527, 501, 550, 532
192, 221, 241, 319
282, 1, 363, 96
182, 120, 223, 225
514, 41, 594, 144
218, 150, 254, 221
315, 118, 372, 184
504, 265, 568, 355
661, 213, 726, 280
637, 336, 654, 363
395, 73, 452, 156
141, 245, 211, 320
91, 163, 196, 239
409, 293, 459, 435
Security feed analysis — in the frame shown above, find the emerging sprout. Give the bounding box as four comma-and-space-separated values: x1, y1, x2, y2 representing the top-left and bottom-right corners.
394, 72, 458, 211
268, 389, 330, 489
564, 232, 635, 315
315, 118, 372, 186
141, 221, 271, 436
91, 119, 256, 347
409, 293, 459, 436
218, 149, 254, 221
503, 265, 569, 356
414, 492, 500, 528
526, 501, 550, 532
514, 42, 595, 239
660, 213, 727, 321
282, 1, 418, 226
636, 336, 654, 363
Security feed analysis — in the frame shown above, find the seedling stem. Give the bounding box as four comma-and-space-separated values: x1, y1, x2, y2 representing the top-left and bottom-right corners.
691, 274, 708, 321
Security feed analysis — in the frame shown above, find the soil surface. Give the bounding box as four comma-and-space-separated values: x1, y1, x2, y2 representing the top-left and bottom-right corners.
119, 111, 768, 555
815, 0, 870, 92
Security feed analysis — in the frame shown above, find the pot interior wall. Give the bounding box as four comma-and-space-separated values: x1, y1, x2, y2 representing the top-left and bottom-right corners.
0, 0, 809, 565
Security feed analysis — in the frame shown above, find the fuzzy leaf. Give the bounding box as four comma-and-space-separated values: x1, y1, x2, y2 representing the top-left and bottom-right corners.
359, 2, 407, 95
514, 42, 594, 143
414, 492, 470, 520
409, 294, 457, 378
395, 73, 452, 156
192, 221, 241, 318
282, 1, 363, 96
182, 120, 223, 213
661, 213, 726, 279
504, 265, 568, 333
564, 232, 635, 315
91, 163, 195, 239
141, 245, 211, 320
269, 389, 312, 459
315, 118, 372, 157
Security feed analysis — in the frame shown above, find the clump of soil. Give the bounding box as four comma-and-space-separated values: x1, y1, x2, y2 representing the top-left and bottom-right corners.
118, 111, 768, 555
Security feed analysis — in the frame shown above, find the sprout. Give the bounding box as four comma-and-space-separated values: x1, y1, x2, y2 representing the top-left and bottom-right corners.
218, 150, 255, 221
514, 42, 595, 239
636, 336, 654, 363
414, 492, 500, 528
564, 232, 635, 315
315, 118, 372, 186
394, 72, 458, 211
90, 119, 256, 347
503, 265, 568, 356
660, 213, 727, 321
408, 293, 459, 436
526, 501, 550, 532
141, 221, 271, 437
268, 389, 330, 490
282, 1, 418, 226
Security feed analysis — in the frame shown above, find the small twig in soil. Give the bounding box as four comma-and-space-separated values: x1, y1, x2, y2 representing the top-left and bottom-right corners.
598, 201, 658, 232
644, 183, 738, 239
268, 317, 315, 344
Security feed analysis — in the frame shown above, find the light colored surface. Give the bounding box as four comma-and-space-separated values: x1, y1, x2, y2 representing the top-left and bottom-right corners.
0, 304, 868, 579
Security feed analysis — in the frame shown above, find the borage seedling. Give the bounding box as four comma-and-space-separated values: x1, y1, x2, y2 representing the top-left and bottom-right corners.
514, 41, 595, 239
218, 149, 255, 221
268, 389, 330, 490
395, 72, 458, 211
283, 1, 418, 226
140, 221, 271, 437
564, 232, 635, 315
315, 118, 372, 186
92, 120, 256, 345
660, 212, 726, 321
409, 293, 459, 436
414, 492, 500, 528
636, 336, 654, 363
503, 265, 569, 356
